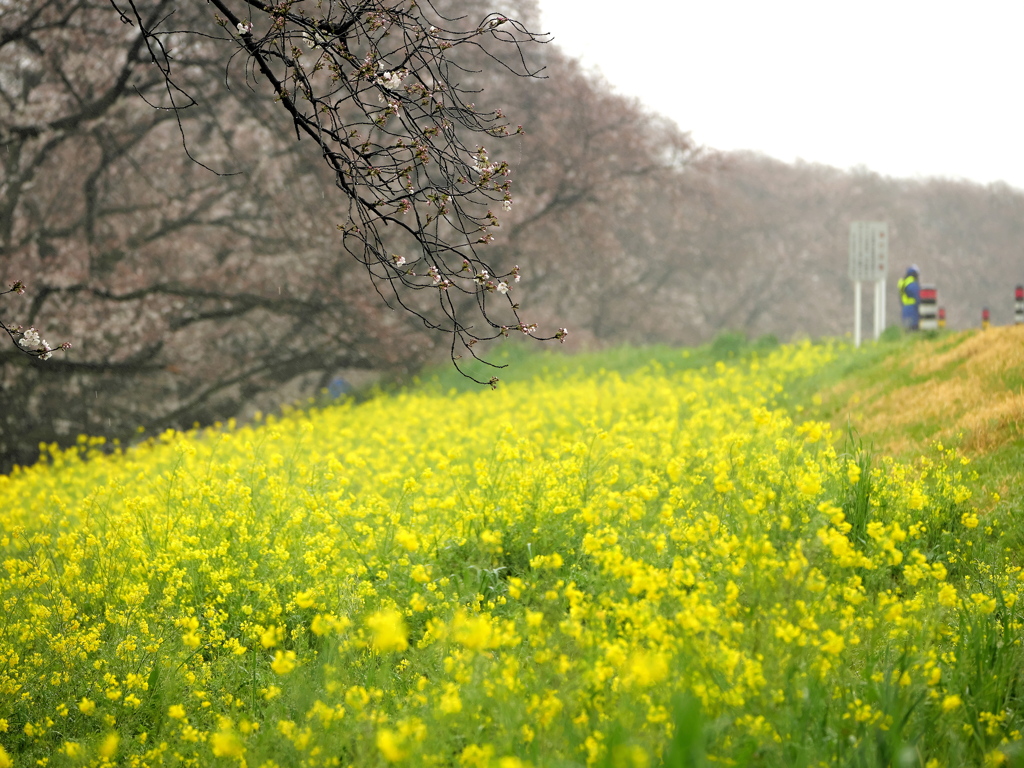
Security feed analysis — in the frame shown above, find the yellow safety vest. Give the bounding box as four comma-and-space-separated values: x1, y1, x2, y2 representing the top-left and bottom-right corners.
898, 275, 917, 305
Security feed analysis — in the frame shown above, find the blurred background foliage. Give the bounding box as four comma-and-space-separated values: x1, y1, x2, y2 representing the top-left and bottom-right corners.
3, 0, 1023, 470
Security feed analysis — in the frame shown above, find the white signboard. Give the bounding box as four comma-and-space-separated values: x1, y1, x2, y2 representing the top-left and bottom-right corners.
848, 221, 889, 281
848, 221, 889, 347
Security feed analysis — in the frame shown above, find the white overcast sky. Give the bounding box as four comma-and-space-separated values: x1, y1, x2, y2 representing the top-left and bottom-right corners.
536, 0, 1024, 190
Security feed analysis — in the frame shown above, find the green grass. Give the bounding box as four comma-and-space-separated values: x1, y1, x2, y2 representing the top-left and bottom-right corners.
415, 331, 783, 395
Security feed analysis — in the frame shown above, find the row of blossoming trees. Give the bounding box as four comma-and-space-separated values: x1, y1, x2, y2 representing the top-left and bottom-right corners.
7, 0, 1024, 471
1, 0, 708, 469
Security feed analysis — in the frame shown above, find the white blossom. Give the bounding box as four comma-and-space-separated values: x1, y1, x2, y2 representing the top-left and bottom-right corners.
377, 69, 403, 90
236, 20, 252, 35
18, 328, 40, 349
502, 199, 512, 212
496, 281, 509, 295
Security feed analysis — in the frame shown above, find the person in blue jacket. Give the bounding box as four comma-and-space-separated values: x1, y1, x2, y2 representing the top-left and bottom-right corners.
898, 265, 921, 330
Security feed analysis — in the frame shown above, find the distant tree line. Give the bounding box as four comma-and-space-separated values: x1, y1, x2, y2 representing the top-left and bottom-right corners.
671, 153, 1024, 341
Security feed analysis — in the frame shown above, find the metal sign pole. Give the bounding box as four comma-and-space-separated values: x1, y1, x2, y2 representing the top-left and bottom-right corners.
854, 281, 862, 347
879, 278, 886, 336
871, 280, 877, 340
874, 279, 883, 339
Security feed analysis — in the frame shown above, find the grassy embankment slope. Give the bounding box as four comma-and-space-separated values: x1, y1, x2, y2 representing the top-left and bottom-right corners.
810, 325, 1024, 511
1, 328, 1023, 768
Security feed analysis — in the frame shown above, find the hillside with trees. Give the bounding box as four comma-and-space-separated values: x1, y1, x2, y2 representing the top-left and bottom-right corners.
669, 153, 1024, 342
3, 0, 1023, 470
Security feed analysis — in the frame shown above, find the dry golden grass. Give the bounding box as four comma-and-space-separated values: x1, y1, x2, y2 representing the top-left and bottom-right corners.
825, 325, 1024, 457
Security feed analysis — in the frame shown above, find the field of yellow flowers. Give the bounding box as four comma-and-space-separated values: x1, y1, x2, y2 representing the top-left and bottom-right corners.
2, 332, 1023, 768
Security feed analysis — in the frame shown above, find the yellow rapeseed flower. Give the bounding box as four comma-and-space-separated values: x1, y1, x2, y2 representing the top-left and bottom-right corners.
452, 612, 495, 651
942, 694, 963, 713
367, 610, 409, 653
460, 744, 496, 768
409, 593, 428, 612
439, 682, 463, 714
395, 529, 420, 552
262, 685, 282, 701
271, 650, 297, 675
626, 650, 669, 687
795, 469, 823, 498
376, 728, 407, 762
820, 630, 846, 656
60, 741, 84, 758
938, 584, 959, 607
970, 593, 997, 615
98, 732, 120, 759
211, 728, 245, 758
260, 625, 282, 649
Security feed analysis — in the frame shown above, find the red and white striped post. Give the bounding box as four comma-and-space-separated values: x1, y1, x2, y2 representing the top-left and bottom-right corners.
1015, 285, 1023, 325
919, 285, 938, 331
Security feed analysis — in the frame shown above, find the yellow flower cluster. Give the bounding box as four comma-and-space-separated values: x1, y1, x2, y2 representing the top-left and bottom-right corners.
0, 339, 1021, 766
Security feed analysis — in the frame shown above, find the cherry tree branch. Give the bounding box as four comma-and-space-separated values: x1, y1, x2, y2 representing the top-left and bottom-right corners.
105, 0, 567, 384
